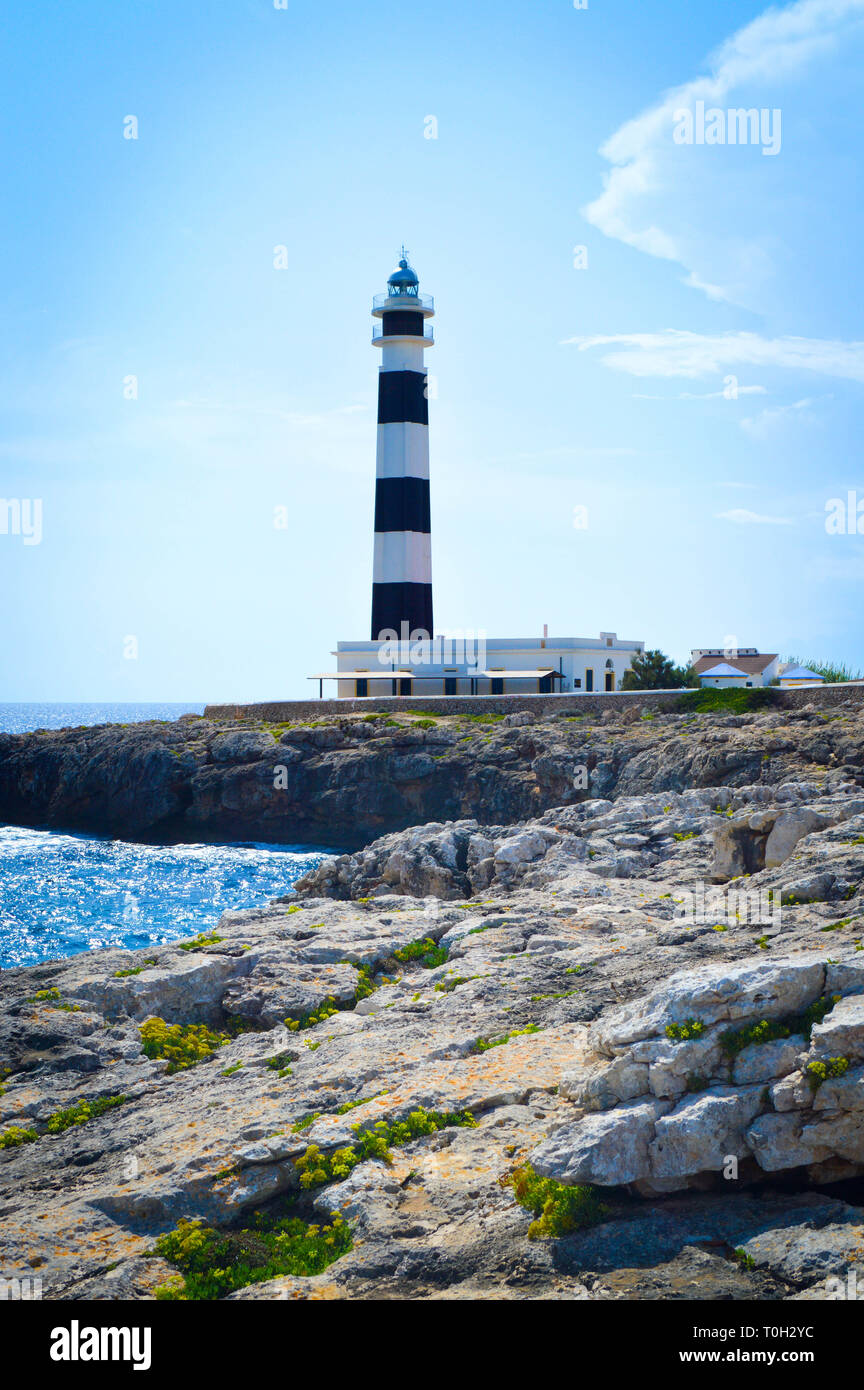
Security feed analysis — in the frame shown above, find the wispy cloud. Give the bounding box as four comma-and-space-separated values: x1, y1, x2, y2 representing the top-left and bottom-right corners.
568, 330, 864, 383
740, 395, 824, 436
716, 507, 795, 525
633, 385, 767, 400
582, 0, 864, 305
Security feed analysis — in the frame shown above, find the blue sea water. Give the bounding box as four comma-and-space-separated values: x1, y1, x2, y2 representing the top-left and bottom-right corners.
0, 827, 327, 970
0, 702, 207, 735
0, 704, 328, 969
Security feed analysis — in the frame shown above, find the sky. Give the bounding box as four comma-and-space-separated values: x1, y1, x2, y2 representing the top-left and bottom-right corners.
1, 0, 862, 701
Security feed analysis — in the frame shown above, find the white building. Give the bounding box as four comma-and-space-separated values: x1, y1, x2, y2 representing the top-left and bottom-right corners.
313, 632, 646, 699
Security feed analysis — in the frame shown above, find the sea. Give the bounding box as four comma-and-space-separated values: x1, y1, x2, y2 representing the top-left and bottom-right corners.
0, 703, 329, 970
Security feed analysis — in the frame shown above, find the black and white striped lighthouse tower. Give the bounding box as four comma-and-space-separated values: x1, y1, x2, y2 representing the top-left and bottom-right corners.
370, 251, 435, 641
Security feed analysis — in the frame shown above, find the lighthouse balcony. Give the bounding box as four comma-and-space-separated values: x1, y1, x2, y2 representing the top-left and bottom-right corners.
372, 292, 434, 315
372, 323, 434, 344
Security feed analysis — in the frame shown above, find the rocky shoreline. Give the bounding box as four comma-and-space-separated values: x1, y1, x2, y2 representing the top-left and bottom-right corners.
1, 701, 864, 1300
1, 696, 863, 848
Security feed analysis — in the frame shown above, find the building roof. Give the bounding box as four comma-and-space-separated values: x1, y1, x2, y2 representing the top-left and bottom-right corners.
692, 653, 777, 675
699, 662, 749, 678
779, 665, 825, 681
309, 670, 416, 680
478, 669, 561, 679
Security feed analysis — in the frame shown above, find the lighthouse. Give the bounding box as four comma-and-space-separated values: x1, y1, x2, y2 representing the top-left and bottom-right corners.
370, 251, 435, 641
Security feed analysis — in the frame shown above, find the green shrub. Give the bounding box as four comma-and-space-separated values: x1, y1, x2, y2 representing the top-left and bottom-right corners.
45, 1094, 127, 1134
472, 1024, 542, 1053
720, 1018, 792, 1059
806, 1056, 850, 1090
720, 996, 841, 1061
0, 1125, 38, 1149
153, 1212, 352, 1300
177, 933, 224, 952
393, 937, 448, 969
665, 1019, 705, 1042
294, 1108, 476, 1190
676, 688, 775, 714
507, 1163, 607, 1239
139, 1018, 230, 1072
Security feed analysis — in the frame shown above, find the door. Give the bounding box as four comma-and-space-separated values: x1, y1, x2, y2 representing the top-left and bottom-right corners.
444, 678, 457, 695
398, 679, 412, 696
604, 671, 614, 692
585, 669, 594, 692
355, 679, 368, 697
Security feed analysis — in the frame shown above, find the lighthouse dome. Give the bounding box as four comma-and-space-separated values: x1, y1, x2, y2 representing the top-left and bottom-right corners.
387, 256, 419, 295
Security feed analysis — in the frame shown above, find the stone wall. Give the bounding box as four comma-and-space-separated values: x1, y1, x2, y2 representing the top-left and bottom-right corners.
204, 683, 864, 724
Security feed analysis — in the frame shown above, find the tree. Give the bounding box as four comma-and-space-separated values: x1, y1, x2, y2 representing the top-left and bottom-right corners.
621, 649, 695, 691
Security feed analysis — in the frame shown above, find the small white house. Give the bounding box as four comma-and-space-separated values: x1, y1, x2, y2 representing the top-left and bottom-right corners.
691, 648, 780, 688
777, 664, 826, 688
697, 661, 756, 689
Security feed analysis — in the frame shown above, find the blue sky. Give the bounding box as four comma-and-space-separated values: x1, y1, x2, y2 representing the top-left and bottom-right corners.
1, 0, 862, 700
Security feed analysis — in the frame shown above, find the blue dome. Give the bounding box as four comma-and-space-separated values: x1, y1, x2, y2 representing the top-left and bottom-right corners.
387, 257, 419, 291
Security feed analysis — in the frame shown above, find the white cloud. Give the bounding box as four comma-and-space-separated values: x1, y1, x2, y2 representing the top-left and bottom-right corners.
716, 508, 795, 525
582, 0, 864, 305
740, 395, 824, 436
633, 385, 767, 400
568, 330, 864, 382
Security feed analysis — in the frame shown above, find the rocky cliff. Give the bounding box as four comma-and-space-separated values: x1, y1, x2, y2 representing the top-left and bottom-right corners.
1, 701, 863, 847
1, 701, 864, 1300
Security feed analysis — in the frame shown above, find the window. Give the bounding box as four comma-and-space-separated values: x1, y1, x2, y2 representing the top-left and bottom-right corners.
355, 679, 368, 697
